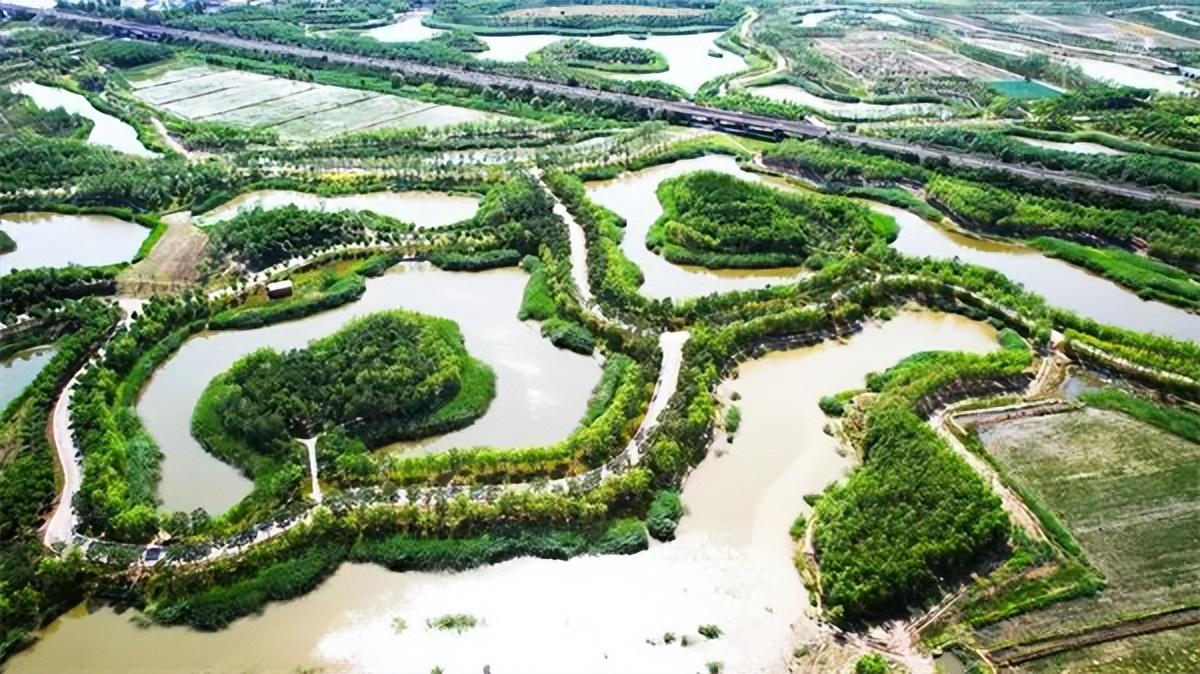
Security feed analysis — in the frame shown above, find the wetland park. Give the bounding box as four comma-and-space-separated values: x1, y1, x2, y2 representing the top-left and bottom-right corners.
0, 0, 1198, 671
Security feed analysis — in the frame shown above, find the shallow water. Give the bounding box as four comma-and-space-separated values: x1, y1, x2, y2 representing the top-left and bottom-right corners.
472, 32, 746, 93
0, 345, 56, 410
11, 81, 157, 157
193, 189, 480, 228
11, 311, 996, 674
750, 83, 949, 119
139, 263, 601, 514
0, 211, 150, 275
585, 154, 803, 299
879, 201, 1200, 341
1061, 55, 1190, 94
1010, 136, 1126, 156
364, 11, 443, 42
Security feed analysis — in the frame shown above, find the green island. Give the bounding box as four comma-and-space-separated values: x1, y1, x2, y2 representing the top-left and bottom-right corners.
0, 0, 1199, 672
649, 169, 888, 268
193, 310, 495, 473
529, 39, 668, 73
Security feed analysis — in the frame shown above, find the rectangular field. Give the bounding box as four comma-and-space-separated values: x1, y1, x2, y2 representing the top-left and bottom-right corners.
992, 12, 1200, 49
128, 64, 503, 141
976, 408, 1200, 646
813, 32, 1015, 82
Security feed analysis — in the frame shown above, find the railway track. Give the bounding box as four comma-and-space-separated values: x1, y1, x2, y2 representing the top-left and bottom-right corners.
4, 3, 1200, 211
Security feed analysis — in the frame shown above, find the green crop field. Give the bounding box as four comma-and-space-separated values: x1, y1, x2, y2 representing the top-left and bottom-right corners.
976, 408, 1200, 646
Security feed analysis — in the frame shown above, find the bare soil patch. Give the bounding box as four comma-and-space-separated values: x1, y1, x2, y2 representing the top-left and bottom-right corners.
117, 211, 208, 295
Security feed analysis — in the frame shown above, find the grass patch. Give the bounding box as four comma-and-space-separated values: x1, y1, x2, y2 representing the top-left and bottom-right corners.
1032, 237, 1200, 310
1079, 387, 1200, 444
517, 255, 555, 321
427, 613, 478, 632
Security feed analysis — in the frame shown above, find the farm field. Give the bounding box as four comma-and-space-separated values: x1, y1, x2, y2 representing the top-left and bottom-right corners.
976, 408, 1200, 646
991, 12, 1200, 49
128, 64, 503, 140
499, 4, 705, 19
1022, 622, 1200, 673
813, 32, 1015, 82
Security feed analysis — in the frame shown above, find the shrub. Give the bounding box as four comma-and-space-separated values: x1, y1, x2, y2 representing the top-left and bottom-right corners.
855, 653, 888, 674
646, 490, 684, 541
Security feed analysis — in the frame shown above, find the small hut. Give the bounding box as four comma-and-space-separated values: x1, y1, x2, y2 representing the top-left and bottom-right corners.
266, 279, 294, 300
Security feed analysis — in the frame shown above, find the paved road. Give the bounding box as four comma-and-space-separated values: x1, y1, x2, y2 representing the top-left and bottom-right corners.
6, 3, 1200, 211
43, 365, 84, 547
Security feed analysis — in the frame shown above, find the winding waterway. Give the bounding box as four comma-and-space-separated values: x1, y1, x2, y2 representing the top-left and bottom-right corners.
585, 154, 803, 299
468, 32, 746, 93
364, 11, 443, 42
749, 84, 951, 120
366, 24, 746, 92
193, 190, 481, 228
1009, 136, 1126, 156
10, 311, 996, 674
0, 344, 56, 410
139, 263, 601, 515
0, 212, 150, 274
878, 202, 1200, 341
10, 81, 157, 157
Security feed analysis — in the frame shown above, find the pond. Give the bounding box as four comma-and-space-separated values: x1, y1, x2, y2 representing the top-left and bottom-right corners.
749, 83, 951, 119
1010, 136, 1126, 156
0, 344, 56, 410
139, 262, 602, 515
10, 81, 157, 157
797, 9, 909, 27
877, 201, 1200, 342
585, 154, 803, 299
193, 190, 481, 228
0, 212, 150, 275
1060, 56, 1191, 94
10, 311, 996, 674
363, 11, 443, 42
464, 32, 747, 93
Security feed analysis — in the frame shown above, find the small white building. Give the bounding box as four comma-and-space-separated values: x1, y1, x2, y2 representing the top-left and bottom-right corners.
266, 279, 294, 300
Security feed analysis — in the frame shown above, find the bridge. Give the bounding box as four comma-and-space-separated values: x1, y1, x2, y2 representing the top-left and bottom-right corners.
4, 2, 1200, 211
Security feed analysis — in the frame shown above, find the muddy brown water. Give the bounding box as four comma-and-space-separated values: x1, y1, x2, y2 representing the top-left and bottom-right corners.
585, 154, 804, 299
139, 263, 601, 515
12, 311, 997, 673
0, 212, 150, 275
880, 202, 1200, 342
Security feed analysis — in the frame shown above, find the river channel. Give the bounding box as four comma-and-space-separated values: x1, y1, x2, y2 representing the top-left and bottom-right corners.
193, 190, 481, 228
139, 262, 601, 515
10, 311, 997, 674
582, 154, 1199, 340
367, 26, 747, 93
880, 202, 1200, 341
1010, 135, 1126, 156
585, 154, 804, 299
748, 83, 951, 120
0, 211, 150, 274
10, 81, 157, 157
